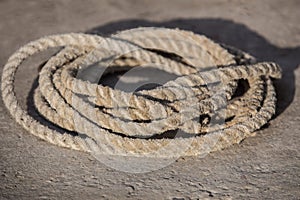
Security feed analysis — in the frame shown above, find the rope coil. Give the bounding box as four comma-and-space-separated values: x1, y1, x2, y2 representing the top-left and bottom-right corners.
1, 27, 281, 157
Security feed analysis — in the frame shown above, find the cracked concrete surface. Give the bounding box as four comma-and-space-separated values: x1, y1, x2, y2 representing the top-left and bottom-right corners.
0, 0, 299, 199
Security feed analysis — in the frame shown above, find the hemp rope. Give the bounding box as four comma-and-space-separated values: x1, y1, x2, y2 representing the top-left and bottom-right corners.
1, 27, 281, 158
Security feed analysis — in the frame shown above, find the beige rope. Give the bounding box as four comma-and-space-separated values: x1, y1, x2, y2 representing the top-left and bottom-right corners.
1, 27, 281, 157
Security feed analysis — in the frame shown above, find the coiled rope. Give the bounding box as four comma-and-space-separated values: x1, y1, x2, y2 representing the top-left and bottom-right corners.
1, 27, 281, 157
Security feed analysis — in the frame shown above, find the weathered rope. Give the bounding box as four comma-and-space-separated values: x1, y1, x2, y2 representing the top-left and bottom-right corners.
1, 27, 281, 158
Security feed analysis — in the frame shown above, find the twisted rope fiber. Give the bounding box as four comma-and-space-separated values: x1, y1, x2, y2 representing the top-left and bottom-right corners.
1, 27, 282, 157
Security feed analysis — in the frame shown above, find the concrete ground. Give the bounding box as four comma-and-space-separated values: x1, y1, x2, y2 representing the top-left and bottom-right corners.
0, 0, 299, 199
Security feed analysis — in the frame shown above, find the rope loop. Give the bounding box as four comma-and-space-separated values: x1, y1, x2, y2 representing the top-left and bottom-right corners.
1, 27, 281, 157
